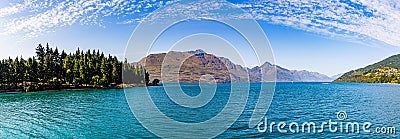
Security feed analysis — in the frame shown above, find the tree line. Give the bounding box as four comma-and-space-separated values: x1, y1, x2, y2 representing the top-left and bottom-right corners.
0, 43, 151, 92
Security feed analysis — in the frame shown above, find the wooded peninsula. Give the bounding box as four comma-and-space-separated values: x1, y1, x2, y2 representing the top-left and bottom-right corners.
0, 43, 154, 93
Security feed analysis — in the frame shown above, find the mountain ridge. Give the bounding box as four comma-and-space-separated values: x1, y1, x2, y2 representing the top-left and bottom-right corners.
135, 49, 334, 83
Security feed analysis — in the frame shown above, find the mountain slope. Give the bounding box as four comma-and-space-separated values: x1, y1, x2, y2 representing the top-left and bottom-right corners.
136, 50, 333, 82
330, 73, 344, 80
335, 54, 400, 83
136, 49, 248, 83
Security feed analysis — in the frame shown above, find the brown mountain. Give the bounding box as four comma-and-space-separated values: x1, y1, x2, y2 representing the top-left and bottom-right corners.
136, 49, 248, 83
136, 49, 333, 83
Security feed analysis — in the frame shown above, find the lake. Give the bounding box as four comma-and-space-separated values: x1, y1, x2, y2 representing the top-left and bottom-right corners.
0, 83, 398, 138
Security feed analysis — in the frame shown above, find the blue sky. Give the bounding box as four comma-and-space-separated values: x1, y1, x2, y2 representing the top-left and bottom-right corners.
0, 0, 399, 76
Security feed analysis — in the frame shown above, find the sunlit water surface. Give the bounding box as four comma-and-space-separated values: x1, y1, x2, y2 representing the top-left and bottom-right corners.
0, 82, 398, 138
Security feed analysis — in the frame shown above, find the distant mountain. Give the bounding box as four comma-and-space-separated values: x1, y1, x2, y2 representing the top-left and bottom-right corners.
136, 50, 333, 83
330, 73, 344, 80
248, 62, 333, 82
335, 54, 400, 83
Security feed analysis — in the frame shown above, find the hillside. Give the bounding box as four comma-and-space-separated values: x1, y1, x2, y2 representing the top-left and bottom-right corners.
335, 54, 400, 83
136, 50, 333, 83
330, 73, 344, 80
136, 49, 248, 83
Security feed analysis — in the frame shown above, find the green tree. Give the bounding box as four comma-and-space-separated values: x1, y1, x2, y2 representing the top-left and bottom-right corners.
0, 43, 150, 92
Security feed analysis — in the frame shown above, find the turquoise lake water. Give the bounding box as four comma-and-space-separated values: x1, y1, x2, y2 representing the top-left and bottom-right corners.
0, 82, 399, 138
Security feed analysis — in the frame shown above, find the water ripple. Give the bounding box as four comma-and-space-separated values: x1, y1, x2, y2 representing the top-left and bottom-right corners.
0, 83, 398, 138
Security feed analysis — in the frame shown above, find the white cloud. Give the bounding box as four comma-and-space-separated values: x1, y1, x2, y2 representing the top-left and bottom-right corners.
0, 0, 399, 48
238, 0, 400, 47
0, 4, 22, 18
0, 0, 168, 39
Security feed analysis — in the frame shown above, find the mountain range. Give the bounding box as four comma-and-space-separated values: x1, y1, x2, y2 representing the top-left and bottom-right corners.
135, 49, 334, 83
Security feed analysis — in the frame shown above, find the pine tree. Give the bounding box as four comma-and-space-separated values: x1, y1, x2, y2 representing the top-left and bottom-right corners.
0, 43, 150, 92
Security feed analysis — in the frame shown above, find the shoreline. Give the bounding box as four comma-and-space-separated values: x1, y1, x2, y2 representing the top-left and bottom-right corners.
3, 81, 397, 95
333, 81, 400, 85
0, 83, 147, 95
